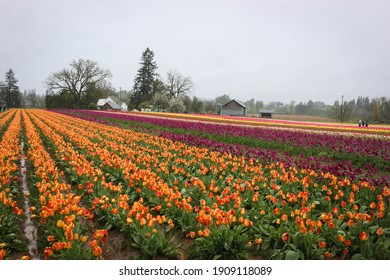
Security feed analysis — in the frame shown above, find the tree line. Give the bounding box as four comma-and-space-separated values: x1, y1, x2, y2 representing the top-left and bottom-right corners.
1, 48, 389, 123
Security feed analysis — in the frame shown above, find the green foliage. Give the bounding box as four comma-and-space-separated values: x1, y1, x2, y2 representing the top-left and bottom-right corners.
122, 222, 179, 260
0, 212, 27, 252
190, 96, 204, 113
188, 225, 249, 260
0, 69, 21, 108
45, 91, 75, 109
131, 48, 159, 109
169, 98, 185, 113
88, 103, 97, 110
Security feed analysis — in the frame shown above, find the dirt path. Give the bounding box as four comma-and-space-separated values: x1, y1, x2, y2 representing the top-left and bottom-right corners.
20, 140, 39, 259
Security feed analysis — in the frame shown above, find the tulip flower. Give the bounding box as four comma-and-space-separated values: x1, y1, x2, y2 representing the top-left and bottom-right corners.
282, 232, 289, 243
318, 241, 326, 249
359, 232, 369, 241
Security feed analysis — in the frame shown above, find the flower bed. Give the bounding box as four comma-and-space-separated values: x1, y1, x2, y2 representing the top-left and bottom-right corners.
19, 109, 390, 260
0, 110, 26, 259
55, 109, 389, 184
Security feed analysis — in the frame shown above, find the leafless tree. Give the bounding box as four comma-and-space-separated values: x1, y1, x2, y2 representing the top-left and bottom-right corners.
165, 69, 194, 99
332, 100, 354, 123
45, 59, 111, 108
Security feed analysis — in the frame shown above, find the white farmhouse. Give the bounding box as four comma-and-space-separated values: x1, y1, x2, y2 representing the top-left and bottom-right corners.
97, 96, 128, 111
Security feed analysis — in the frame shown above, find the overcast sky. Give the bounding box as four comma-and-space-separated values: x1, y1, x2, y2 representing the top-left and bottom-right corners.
1, 0, 389, 104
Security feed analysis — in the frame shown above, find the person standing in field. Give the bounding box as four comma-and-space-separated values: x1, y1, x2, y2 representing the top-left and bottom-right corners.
358, 120, 362, 127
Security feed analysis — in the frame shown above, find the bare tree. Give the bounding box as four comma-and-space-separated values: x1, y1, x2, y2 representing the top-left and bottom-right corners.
165, 69, 194, 98
24, 89, 39, 107
332, 99, 354, 123
45, 59, 112, 108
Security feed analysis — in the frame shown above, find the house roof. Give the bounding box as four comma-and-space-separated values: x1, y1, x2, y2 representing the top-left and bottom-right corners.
221, 99, 246, 108
259, 110, 274, 113
97, 99, 107, 106
98, 96, 127, 110
106, 102, 121, 110
107, 95, 119, 102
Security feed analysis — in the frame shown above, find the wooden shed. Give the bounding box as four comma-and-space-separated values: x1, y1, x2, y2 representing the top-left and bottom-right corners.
259, 110, 273, 118
220, 99, 246, 116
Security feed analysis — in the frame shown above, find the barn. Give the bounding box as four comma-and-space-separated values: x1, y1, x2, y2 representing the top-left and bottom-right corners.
259, 110, 273, 118
97, 96, 128, 111
220, 99, 246, 116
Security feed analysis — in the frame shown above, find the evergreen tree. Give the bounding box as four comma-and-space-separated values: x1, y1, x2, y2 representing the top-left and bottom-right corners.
131, 48, 158, 109
0, 69, 21, 108
190, 96, 204, 113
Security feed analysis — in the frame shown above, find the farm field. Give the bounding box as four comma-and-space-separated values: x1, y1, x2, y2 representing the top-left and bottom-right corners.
0, 109, 389, 260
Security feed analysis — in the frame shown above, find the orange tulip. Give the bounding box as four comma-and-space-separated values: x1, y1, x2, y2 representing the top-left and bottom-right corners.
255, 238, 263, 245
187, 231, 196, 238
0, 249, 6, 260
56, 220, 65, 228
337, 235, 345, 243
344, 240, 351, 247
47, 235, 55, 242
93, 246, 103, 257
324, 251, 332, 258
282, 232, 289, 243
44, 247, 53, 258
359, 232, 369, 241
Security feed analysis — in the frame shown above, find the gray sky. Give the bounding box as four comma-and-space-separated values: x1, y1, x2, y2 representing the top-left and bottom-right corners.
1, 0, 389, 104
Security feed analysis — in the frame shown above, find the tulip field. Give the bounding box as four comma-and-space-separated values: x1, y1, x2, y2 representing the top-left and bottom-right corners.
0, 109, 389, 260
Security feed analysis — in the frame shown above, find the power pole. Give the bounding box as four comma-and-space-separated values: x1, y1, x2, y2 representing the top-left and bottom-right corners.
341, 95, 344, 123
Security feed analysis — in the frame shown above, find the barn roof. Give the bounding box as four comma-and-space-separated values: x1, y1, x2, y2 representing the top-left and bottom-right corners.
221, 99, 246, 108
97, 99, 106, 106
108, 102, 122, 110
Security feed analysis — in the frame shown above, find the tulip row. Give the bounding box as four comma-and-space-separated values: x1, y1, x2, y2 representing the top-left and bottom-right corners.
26, 109, 389, 259
0, 110, 15, 139
60, 110, 390, 166
26, 110, 180, 259
22, 110, 108, 259
122, 111, 390, 136
54, 109, 389, 184
0, 110, 26, 260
